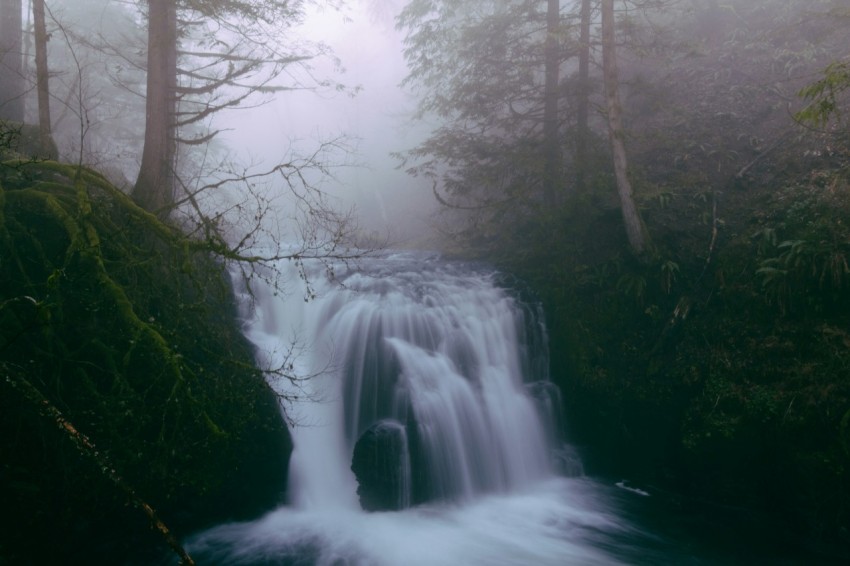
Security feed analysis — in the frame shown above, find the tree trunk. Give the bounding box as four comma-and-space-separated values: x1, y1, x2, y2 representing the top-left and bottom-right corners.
133, 0, 178, 216
32, 0, 53, 155
575, 0, 591, 193
0, 0, 24, 122
601, 0, 648, 255
542, 0, 561, 207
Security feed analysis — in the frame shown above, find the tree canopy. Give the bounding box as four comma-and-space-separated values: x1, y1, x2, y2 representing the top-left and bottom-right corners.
397, 0, 579, 251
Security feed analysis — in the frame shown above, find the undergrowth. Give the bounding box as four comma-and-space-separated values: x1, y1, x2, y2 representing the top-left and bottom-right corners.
498, 155, 850, 556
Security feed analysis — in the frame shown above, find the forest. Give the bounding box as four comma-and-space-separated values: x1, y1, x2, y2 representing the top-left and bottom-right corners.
1, 0, 849, 564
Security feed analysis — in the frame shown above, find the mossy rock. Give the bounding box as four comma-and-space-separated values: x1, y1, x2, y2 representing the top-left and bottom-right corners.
0, 160, 291, 563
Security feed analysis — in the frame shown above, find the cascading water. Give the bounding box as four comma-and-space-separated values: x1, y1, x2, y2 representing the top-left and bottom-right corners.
313, 254, 555, 506
188, 252, 636, 565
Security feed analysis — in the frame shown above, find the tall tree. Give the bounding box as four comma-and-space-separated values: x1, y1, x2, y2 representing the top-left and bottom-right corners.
30, 0, 155, 179
601, 0, 647, 254
542, 0, 561, 207
127, 0, 360, 276
133, 0, 333, 218
574, 0, 591, 193
32, 0, 54, 155
0, 0, 24, 121
397, 0, 573, 249
133, 0, 177, 213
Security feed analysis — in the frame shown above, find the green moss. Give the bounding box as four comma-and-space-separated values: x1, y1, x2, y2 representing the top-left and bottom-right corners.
0, 160, 291, 563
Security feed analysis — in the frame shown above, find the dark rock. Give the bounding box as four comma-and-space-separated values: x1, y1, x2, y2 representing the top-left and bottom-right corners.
351, 420, 410, 511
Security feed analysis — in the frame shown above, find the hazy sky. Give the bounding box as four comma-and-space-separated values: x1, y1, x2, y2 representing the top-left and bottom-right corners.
215, 0, 437, 247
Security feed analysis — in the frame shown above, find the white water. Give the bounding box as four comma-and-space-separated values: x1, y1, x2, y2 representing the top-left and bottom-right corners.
188, 252, 637, 565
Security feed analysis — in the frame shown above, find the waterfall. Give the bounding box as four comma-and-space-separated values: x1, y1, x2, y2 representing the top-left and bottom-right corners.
189, 252, 634, 565
291, 252, 557, 506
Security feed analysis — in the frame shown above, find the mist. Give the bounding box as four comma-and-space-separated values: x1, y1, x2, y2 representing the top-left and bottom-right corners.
213, 0, 440, 249
3, 1, 850, 564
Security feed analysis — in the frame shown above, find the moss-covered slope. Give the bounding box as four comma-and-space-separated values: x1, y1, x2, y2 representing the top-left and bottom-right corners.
0, 160, 291, 564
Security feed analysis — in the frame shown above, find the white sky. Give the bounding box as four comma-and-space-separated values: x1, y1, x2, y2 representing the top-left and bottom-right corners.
215, 0, 437, 247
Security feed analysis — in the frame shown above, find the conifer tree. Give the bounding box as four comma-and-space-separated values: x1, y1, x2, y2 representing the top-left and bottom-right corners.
0, 0, 25, 122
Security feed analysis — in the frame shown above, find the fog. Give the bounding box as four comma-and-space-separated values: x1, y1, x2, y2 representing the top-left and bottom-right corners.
213, 0, 439, 249
5, 2, 850, 564
11, 0, 848, 256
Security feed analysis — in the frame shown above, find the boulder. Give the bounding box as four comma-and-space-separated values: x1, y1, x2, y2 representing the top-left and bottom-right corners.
351, 420, 410, 511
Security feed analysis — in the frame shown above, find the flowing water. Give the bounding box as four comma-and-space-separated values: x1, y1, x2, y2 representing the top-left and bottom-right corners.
185, 252, 830, 565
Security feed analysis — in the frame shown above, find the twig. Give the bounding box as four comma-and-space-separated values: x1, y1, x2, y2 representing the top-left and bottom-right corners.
733, 133, 789, 181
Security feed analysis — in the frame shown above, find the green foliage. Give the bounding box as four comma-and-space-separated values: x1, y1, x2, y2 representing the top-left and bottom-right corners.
754, 177, 850, 314
426, 0, 850, 552
796, 62, 850, 128
397, 0, 600, 253
616, 271, 647, 305
659, 259, 679, 294
511, 147, 850, 550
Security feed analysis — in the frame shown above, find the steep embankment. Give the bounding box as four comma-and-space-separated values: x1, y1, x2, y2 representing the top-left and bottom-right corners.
510, 159, 850, 558
0, 159, 291, 564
